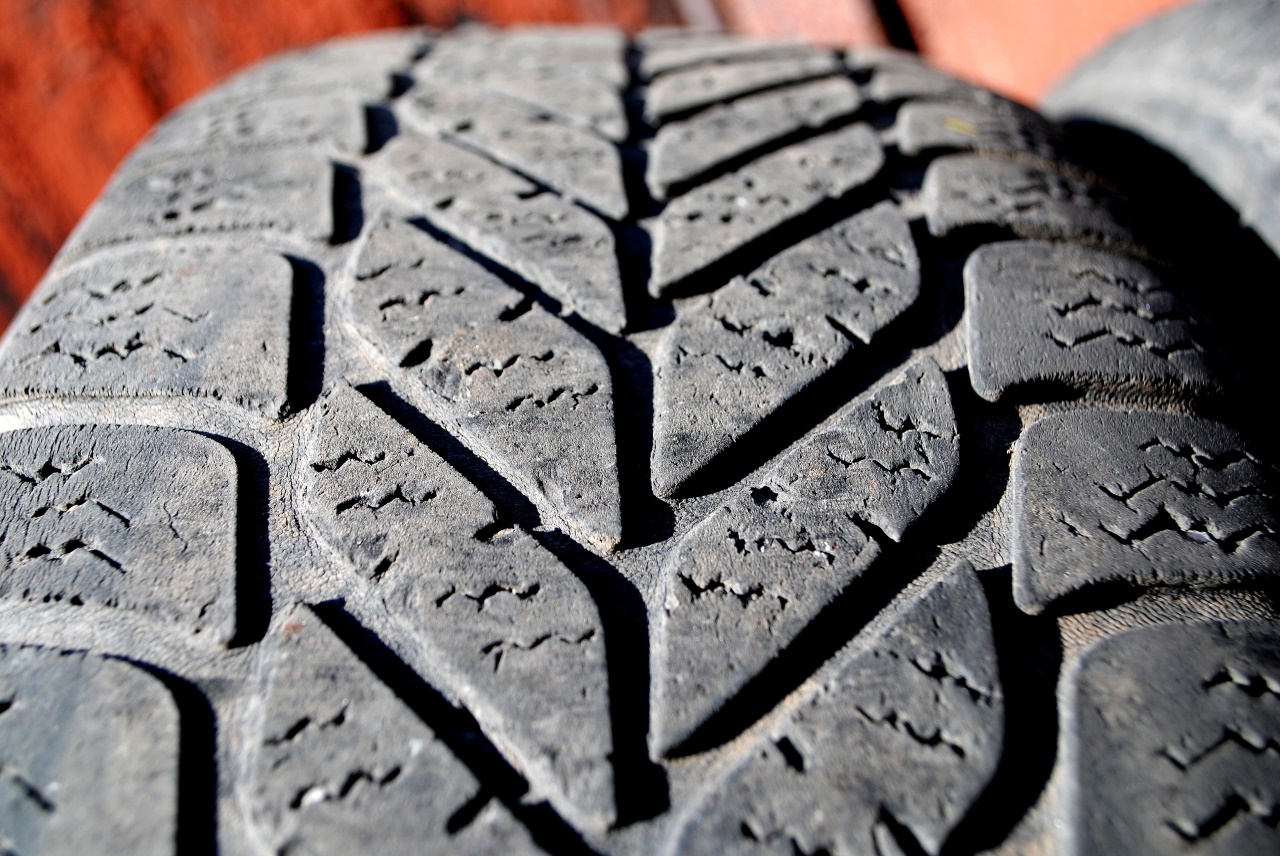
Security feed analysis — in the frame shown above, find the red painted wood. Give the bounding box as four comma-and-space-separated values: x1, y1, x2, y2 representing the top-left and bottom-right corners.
0, 0, 663, 319
717, 0, 887, 46
897, 0, 1194, 104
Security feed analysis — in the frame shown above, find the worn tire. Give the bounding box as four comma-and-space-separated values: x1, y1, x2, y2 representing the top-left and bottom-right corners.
1047, 0, 1280, 262
0, 26, 1277, 856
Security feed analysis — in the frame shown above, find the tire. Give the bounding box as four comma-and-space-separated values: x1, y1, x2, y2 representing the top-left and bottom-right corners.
1046, 0, 1280, 262
0, 26, 1276, 856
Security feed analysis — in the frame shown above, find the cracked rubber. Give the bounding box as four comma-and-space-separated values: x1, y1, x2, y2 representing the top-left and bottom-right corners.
0, 26, 1276, 856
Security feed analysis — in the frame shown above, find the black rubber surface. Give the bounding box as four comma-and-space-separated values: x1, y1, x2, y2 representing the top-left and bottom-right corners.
0, 26, 1276, 856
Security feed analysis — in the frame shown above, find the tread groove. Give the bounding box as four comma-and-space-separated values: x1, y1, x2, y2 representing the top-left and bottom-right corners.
661, 539, 935, 757
310, 603, 601, 856
649, 64, 844, 127
132, 663, 220, 856
5, 27, 1276, 856
658, 108, 868, 200
284, 255, 326, 415
363, 104, 399, 155
329, 163, 365, 245
870, 0, 921, 53
651, 179, 891, 301
663, 369, 1009, 757
204, 433, 273, 647
663, 222, 941, 500
355, 382, 668, 823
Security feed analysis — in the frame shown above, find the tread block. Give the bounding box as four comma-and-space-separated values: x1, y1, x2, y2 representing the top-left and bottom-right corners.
0, 244, 294, 415
0, 425, 238, 642
415, 29, 628, 141
645, 53, 842, 124
423, 26, 628, 88
922, 154, 1131, 242
846, 50, 987, 104
66, 149, 334, 252
653, 359, 959, 753
0, 646, 180, 856
128, 91, 365, 167
652, 200, 920, 496
1064, 621, 1280, 855
897, 100, 1059, 159
638, 32, 815, 79
306, 385, 616, 832
400, 82, 628, 220
250, 606, 539, 856
1012, 411, 1280, 614
352, 216, 621, 552
378, 135, 626, 333
965, 242, 1216, 402
669, 561, 1002, 856
649, 123, 885, 296
767, 358, 960, 541
647, 76, 862, 200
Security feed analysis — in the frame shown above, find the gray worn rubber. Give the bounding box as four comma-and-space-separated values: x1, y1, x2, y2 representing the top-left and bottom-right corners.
0, 425, 239, 641
653, 358, 958, 754
921, 154, 1132, 244
1046, 0, 1280, 261
0, 25, 1275, 856
651, 200, 920, 495
1063, 620, 1280, 855
0, 647, 180, 856
965, 241, 1216, 402
647, 77, 862, 199
668, 561, 1002, 856
1012, 411, 1279, 614
649, 123, 884, 296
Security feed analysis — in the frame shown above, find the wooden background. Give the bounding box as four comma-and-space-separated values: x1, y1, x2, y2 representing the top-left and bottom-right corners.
0, 0, 1191, 328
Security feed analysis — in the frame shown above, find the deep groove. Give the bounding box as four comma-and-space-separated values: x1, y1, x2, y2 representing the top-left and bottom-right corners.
329, 163, 365, 245
284, 256, 326, 414
199, 434, 273, 647
667, 370, 1021, 758
357, 382, 540, 529
589, 39, 676, 550
311, 603, 600, 856
658, 107, 868, 200
667, 224, 951, 499
355, 382, 670, 825
878, 806, 930, 856
871, 0, 921, 53
363, 104, 399, 154
942, 568, 1064, 855
404, 216, 583, 336
534, 529, 670, 824
652, 177, 891, 300
652, 70, 845, 127
130, 663, 219, 856
583, 328, 675, 548
617, 38, 664, 331
665, 538, 943, 757
427, 128, 625, 224
387, 72, 415, 99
